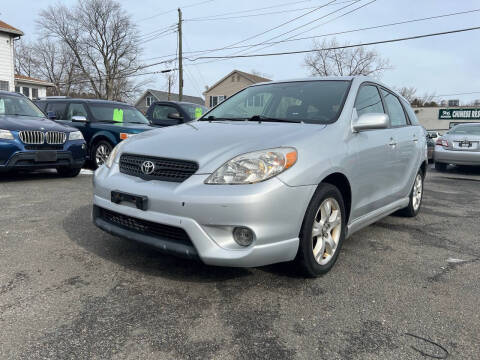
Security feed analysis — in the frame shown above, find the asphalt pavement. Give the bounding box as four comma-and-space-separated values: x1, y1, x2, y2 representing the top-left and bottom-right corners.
0, 165, 479, 359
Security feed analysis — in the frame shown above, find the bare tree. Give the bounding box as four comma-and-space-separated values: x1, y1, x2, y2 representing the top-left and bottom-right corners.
14, 40, 38, 77
37, 0, 143, 100
397, 87, 417, 103
304, 38, 391, 78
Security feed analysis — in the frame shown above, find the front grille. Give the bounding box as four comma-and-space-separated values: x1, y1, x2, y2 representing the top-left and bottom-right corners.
19, 131, 45, 144
99, 207, 192, 245
45, 131, 67, 144
119, 154, 198, 182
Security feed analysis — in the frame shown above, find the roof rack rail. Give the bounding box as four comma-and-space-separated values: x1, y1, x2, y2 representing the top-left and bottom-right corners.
38, 96, 71, 100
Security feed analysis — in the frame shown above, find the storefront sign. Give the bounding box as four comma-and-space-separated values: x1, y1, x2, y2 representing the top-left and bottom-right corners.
438, 108, 480, 120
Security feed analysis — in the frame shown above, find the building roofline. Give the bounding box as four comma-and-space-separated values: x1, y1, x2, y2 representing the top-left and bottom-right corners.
15, 74, 54, 87
0, 21, 24, 36
203, 70, 271, 95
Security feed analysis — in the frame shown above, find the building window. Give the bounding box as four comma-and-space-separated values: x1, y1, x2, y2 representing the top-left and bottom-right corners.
146, 95, 154, 107
246, 94, 264, 107
231, 76, 235, 82
22, 87, 30, 97
32, 88, 39, 99
210, 95, 226, 107
15, 86, 20, 93
0, 81, 8, 91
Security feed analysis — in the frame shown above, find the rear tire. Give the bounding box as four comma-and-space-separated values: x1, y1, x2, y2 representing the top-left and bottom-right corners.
435, 162, 447, 171
91, 140, 113, 169
398, 169, 424, 217
57, 167, 81, 177
296, 183, 346, 277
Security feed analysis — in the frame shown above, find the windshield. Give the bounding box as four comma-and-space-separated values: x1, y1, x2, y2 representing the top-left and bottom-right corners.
448, 124, 480, 136
180, 103, 208, 120
0, 94, 45, 118
203, 80, 351, 124
89, 103, 150, 124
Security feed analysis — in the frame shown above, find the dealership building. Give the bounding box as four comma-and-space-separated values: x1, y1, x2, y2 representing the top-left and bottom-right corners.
414, 105, 480, 131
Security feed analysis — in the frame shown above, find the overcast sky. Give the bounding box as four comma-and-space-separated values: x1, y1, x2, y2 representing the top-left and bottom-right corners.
2, 0, 480, 103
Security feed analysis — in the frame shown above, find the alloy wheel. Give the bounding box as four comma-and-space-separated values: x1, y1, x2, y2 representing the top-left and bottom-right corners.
412, 173, 423, 211
95, 144, 111, 166
312, 198, 342, 265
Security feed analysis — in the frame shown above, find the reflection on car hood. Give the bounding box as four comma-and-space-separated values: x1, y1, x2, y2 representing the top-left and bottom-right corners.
0, 115, 77, 132
121, 120, 326, 173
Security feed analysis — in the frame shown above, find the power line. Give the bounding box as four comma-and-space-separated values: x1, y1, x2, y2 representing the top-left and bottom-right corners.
141, 7, 480, 61
233, 0, 368, 56
184, 26, 480, 61
184, 1, 357, 21
138, 0, 215, 21
433, 91, 480, 98
138, 24, 177, 41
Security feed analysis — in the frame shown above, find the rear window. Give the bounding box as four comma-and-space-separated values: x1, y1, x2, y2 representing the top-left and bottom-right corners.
89, 104, 150, 124
448, 124, 480, 135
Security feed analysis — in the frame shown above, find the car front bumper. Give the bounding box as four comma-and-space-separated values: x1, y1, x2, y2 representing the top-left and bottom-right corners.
0, 140, 86, 172
434, 145, 480, 166
92, 164, 316, 267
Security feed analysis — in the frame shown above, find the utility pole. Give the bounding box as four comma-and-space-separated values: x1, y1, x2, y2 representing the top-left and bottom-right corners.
178, 8, 183, 101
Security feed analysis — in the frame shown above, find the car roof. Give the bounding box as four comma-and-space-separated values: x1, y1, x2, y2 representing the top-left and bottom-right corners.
38, 97, 130, 106
0, 90, 22, 97
155, 100, 206, 107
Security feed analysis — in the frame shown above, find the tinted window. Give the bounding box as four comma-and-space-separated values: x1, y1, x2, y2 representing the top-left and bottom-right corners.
355, 85, 384, 116
179, 103, 208, 120
89, 103, 149, 124
381, 89, 407, 127
67, 103, 88, 120
401, 98, 420, 125
35, 101, 47, 112
46, 102, 67, 119
205, 81, 351, 124
152, 105, 179, 123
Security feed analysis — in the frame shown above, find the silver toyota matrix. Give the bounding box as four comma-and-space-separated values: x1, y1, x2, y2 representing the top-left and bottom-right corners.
93, 76, 427, 277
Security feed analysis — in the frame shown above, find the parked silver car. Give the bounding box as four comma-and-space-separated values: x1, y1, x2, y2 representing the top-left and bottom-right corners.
434, 123, 480, 170
92, 76, 428, 276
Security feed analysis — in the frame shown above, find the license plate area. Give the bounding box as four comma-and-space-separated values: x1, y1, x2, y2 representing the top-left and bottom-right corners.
459, 141, 472, 148
35, 151, 57, 162
111, 190, 148, 211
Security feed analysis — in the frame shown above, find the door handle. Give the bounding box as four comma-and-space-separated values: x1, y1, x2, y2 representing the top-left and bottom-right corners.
389, 138, 397, 147
413, 135, 418, 142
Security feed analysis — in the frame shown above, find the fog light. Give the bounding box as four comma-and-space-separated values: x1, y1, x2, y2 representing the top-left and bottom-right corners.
233, 227, 254, 247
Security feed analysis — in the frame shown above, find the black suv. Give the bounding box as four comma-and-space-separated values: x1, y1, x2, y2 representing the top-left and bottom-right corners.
35, 98, 156, 168
146, 101, 208, 126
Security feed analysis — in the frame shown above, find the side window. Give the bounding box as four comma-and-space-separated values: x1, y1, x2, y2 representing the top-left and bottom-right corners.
35, 101, 47, 112
66, 103, 88, 120
354, 85, 384, 117
152, 105, 179, 123
46, 102, 67, 119
380, 89, 407, 127
401, 99, 419, 125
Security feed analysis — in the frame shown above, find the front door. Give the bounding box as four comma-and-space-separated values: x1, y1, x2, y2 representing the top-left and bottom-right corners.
348, 84, 398, 220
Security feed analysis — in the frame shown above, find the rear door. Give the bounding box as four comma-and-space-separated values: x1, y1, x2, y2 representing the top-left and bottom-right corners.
380, 88, 420, 198
349, 83, 399, 219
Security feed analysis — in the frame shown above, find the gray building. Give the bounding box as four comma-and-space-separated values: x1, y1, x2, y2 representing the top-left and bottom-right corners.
415, 106, 480, 131
135, 89, 204, 114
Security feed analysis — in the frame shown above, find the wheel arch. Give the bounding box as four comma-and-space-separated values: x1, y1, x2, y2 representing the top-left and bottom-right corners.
320, 172, 352, 224
89, 132, 117, 149
420, 160, 428, 177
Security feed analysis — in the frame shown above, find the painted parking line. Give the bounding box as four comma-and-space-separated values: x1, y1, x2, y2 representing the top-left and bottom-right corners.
80, 169, 94, 175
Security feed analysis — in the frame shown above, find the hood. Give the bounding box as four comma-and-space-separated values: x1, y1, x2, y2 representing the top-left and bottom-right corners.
121, 120, 326, 173
93, 121, 156, 134
0, 115, 77, 132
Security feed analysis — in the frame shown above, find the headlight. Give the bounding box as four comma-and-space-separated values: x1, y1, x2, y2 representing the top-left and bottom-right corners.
205, 147, 297, 184
105, 142, 124, 168
69, 131, 84, 141
0, 129, 14, 140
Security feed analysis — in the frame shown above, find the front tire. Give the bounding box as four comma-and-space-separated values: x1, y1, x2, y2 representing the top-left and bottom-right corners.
92, 140, 113, 169
296, 183, 346, 277
398, 170, 424, 217
57, 167, 81, 177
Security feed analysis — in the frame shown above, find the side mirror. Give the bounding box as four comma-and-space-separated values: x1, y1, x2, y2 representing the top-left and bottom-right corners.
167, 112, 183, 121
352, 113, 389, 132
71, 115, 87, 122
47, 111, 57, 120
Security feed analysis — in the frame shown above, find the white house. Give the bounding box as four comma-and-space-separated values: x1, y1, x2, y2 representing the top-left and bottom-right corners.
0, 20, 53, 99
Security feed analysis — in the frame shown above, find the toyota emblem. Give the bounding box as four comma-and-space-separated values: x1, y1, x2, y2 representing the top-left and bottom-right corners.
141, 161, 155, 175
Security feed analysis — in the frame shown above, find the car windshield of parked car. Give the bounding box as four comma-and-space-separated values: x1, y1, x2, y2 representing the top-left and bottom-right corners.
0, 94, 45, 118
448, 124, 480, 136
89, 104, 150, 124
203, 80, 351, 124
180, 103, 208, 120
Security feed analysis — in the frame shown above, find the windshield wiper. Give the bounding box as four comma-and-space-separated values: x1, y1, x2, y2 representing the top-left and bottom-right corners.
200, 115, 246, 121
247, 115, 302, 123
